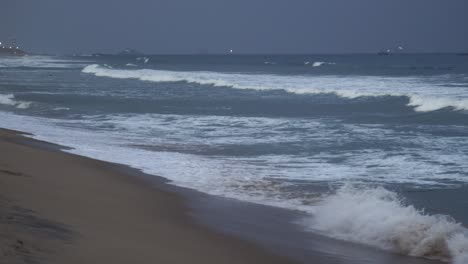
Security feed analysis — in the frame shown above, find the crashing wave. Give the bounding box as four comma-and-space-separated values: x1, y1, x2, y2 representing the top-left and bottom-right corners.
82, 64, 468, 112
408, 96, 468, 112
305, 184, 468, 263
1, 109, 467, 262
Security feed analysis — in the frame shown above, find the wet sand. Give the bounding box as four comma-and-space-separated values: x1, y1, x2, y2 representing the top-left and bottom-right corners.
0, 128, 297, 264
0, 128, 446, 264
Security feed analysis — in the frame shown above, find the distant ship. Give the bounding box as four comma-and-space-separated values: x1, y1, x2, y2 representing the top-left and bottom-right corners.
0, 46, 26, 56
0, 39, 27, 56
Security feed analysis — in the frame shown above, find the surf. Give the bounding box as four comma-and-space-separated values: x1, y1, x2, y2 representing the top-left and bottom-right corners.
0, 94, 31, 109
82, 64, 468, 112
305, 184, 468, 263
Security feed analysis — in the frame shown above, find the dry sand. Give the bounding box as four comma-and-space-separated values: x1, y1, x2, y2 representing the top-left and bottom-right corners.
0, 128, 297, 264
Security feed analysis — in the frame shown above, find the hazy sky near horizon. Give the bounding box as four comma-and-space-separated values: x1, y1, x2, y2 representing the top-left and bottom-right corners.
1, 0, 467, 54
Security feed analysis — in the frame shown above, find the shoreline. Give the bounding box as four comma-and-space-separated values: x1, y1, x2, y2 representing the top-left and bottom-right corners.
0, 128, 445, 264
0, 128, 298, 264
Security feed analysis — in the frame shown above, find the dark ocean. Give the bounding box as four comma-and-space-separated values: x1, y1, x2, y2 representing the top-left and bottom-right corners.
1, 54, 468, 263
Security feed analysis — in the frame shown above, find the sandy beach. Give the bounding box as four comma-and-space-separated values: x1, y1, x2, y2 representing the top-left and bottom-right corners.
3, 1, 468, 263
0, 128, 297, 264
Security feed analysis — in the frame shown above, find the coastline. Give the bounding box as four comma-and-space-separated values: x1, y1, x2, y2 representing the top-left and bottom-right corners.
0, 128, 297, 264
0, 128, 446, 264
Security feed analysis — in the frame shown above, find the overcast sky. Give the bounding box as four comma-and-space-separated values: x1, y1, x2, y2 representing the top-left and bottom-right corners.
1, 0, 467, 54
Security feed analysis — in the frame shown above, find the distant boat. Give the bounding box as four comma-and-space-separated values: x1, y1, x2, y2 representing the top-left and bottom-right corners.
0, 40, 27, 56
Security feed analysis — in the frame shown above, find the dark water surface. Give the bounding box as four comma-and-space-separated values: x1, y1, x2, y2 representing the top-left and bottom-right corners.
1, 54, 467, 263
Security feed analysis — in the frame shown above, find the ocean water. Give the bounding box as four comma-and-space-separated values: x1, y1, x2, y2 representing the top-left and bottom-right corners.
1, 54, 468, 263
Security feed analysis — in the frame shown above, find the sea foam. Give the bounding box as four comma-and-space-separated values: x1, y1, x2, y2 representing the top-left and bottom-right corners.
311, 61, 335, 67
0, 94, 31, 109
0, 110, 467, 263
306, 185, 468, 263
0, 56, 89, 69
82, 64, 468, 112
408, 95, 468, 112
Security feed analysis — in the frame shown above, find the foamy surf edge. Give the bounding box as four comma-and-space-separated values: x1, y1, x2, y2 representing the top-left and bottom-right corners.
0, 94, 31, 109
304, 184, 468, 263
82, 64, 468, 112
0, 110, 467, 263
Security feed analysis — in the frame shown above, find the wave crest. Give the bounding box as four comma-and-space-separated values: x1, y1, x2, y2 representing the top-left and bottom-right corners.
0, 56, 89, 69
82, 64, 468, 112
408, 96, 468, 112
0, 94, 31, 109
306, 185, 468, 263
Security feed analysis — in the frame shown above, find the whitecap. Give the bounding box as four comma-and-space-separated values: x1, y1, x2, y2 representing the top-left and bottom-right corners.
313, 61, 326, 67
0, 94, 31, 109
82, 65, 468, 112
304, 184, 468, 263
0, 56, 90, 69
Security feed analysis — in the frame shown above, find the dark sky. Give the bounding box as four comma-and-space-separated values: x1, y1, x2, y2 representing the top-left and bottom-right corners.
1, 0, 467, 54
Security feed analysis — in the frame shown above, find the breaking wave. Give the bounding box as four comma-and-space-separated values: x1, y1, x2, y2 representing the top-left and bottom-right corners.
0, 94, 31, 109
82, 64, 468, 112
0, 56, 89, 69
1, 112, 467, 262
302, 61, 335, 67
306, 185, 468, 263
312, 61, 326, 67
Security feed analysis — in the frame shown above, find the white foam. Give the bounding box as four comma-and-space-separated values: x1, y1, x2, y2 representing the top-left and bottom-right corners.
408, 95, 468, 112
53, 107, 71, 111
306, 184, 468, 263
0, 56, 90, 69
3, 111, 467, 189
0, 111, 467, 262
0, 94, 31, 109
82, 65, 468, 112
312, 61, 328, 67
136, 57, 150, 64
304, 61, 335, 67
449, 234, 468, 264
